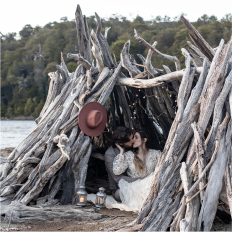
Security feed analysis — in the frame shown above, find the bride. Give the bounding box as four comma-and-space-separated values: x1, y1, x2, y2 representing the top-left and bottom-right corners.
113, 130, 161, 211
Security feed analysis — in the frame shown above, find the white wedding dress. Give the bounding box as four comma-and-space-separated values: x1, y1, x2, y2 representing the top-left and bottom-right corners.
118, 173, 154, 211
113, 149, 161, 211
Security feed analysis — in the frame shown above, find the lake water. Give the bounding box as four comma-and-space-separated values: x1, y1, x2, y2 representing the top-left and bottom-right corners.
0, 120, 37, 149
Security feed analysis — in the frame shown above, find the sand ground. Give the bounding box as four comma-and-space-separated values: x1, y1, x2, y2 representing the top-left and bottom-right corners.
0, 148, 231, 231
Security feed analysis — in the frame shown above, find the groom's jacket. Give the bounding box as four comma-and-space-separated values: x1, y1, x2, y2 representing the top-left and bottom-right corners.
105, 146, 140, 194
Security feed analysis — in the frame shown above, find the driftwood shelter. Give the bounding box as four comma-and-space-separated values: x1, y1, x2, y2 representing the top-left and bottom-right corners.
1, 4, 232, 231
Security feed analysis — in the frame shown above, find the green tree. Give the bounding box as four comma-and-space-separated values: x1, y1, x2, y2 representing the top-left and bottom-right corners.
43, 62, 57, 77
1, 104, 7, 117
24, 98, 35, 116
14, 105, 24, 116
1, 13, 231, 118
33, 99, 44, 117
5, 106, 13, 118
67, 62, 78, 72
19, 24, 34, 38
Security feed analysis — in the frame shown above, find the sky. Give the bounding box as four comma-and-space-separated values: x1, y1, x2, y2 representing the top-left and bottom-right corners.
1, 0, 231, 36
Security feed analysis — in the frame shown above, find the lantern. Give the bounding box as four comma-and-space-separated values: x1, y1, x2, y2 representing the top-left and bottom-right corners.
95, 187, 107, 208
77, 186, 87, 206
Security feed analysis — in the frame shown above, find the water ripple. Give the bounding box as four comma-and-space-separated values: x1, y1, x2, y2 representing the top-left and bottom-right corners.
0, 120, 37, 149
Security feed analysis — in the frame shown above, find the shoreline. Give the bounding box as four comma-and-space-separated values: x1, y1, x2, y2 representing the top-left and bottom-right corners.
0, 147, 15, 157
1, 116, 35, 120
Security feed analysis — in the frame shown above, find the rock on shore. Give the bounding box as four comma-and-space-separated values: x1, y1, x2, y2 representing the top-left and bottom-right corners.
0, 147, 14, 157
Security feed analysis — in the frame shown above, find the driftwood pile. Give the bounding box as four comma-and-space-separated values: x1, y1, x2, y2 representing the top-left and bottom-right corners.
0, 5, 232, 231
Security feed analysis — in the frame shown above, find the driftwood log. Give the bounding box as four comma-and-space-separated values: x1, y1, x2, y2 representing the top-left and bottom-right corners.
0, 5, 231, 231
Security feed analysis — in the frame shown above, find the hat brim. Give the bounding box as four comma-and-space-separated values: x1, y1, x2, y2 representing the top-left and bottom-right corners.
78, 102, 107, 137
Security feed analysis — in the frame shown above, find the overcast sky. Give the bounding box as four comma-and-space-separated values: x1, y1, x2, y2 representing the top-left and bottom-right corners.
1, 0, 231, 36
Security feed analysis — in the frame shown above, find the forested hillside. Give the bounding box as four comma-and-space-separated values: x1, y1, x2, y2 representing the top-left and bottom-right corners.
1, 14, 232, 118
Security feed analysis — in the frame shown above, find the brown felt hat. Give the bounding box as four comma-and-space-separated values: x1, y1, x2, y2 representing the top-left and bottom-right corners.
78, 102, 107, 137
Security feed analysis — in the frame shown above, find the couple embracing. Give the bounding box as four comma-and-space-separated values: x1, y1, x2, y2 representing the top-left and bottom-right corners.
105, 127, 161, 211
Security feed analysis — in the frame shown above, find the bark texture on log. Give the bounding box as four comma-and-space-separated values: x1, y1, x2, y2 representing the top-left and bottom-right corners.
1, 201, 103, 223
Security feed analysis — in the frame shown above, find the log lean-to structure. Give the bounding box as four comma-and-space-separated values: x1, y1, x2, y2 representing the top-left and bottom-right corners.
1, 4, 232, 231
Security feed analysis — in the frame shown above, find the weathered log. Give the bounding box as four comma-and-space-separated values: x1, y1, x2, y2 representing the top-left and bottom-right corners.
191, 122, 206, 203
225, 120, 232, 216
181, 47, 198, 68
17, 124, 75, 204
183, 58, 209, 119
197, 114, 231, 231
21, 134, 72, 205
141, 164, 182, 231
38, 76, 86, 176
67, 53, 91, 70
206, 69, 232, 157
95, 12, 114, 68
177, 54, 191, 122
39, 77, 74, 123
160, 86, 175, 119
134, 29, 181, 71
0, 116, 53, 182
90, 30, 104, 73
133, 71, 148, 79
163, 65, 180, 94
179, 162, 200, 232
38, 71, 63, 120
115, 86, 134, 129
75, 4, 92, 64
145, 41, 158, 77
56, 65, 68, 84
0, 185, 23, 197
198, 39, 232, 131
71, 134, 91, 203
153, 86, 173, 125
120, 40, 141, 78
98, 62, 122, 105
181, 16, 215, 61
116, 67, 203, 88
85, 69, 114, 103
137, 103, 200, 225
201, 39, 225, 97
187, 47, 204, 67
187, 41, 208, 62
137, 54, 146, 66
1, 201, 103, 223
145, 88, 171, 140
187, 37, 232, 165
183, 67, 196, 109
91, 67, 110, 93
104, 26, 111, 39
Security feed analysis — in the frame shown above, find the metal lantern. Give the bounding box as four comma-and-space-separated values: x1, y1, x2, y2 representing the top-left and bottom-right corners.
77, 186, 87, 206
95, 187, 107, 208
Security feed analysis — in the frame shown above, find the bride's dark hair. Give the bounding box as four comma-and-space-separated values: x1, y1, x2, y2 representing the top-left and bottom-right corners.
133, 129, 150, 174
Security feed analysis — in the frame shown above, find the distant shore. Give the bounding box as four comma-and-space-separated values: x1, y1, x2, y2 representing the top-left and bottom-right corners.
1, 116, 35, 120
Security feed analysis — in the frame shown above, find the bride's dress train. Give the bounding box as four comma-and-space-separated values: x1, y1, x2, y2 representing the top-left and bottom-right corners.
118, 173, 154, 211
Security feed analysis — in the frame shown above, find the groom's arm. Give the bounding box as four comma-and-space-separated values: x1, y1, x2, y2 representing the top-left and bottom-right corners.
105, 152, 140, 183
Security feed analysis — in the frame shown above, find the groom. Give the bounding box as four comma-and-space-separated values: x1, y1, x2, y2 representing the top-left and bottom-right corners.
105, 126, 140, 201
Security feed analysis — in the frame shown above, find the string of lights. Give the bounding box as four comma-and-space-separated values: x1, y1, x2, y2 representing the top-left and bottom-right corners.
127, 88, 178, 122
